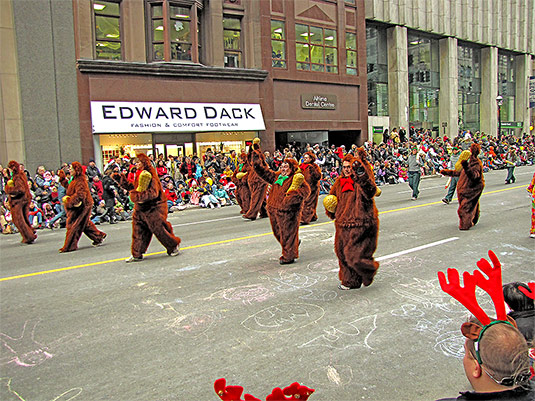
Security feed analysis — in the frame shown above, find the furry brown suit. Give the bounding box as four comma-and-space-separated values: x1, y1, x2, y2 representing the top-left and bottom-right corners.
116, 153, 181, 259
252, 150, 310, 264
300, 151, 322, 225
231, 151, 251, 214
59, 162, 106, 252
243, 147, 268, 220
326, 149, 379, 288
440, 143, 485, 230
5, 160, 36, 244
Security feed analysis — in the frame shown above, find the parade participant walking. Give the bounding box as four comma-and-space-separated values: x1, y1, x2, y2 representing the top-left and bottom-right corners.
242, 139, 268, 221
408, 147, 423, 200
324, 149, 380, 290
528, 171, 535, 238
5, 160, 37, 244
231, 151, 250, 215
251, 146, 310, 265
504, 147, 518, 184
440, 143, 485, 230
59, 162, 106, 252
114, 153, 180, 262
442, 147, 461, 204
300, 151, 322, 225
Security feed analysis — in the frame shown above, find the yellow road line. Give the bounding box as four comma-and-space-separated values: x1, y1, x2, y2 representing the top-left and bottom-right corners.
0, 184, 526, 282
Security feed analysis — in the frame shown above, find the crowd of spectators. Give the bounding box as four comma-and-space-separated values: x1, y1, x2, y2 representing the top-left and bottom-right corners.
1, 128, 534, 235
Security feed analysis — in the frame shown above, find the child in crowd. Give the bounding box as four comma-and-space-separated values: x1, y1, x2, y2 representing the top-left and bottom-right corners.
28, 200, 44, 229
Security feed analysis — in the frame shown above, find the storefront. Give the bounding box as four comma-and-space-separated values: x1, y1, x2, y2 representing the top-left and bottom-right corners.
90, 101, 265, 165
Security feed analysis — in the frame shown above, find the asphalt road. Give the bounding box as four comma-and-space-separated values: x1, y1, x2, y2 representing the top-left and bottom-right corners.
1, 166, 534, 401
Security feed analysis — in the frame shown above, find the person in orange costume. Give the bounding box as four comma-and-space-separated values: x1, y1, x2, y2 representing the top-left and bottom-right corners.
231, 151, 251, 215
5, 160, 37, 244
251, 147, 310, 264
59, 162, 106, 252
326, 149, 379, 290
242, 140, 268, 221
441, 142, 485, 230
299, 151, 322, 225
114, 153, 180, 262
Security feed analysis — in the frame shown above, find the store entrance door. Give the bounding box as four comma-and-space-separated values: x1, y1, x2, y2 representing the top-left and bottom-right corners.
155, 144, 184, 159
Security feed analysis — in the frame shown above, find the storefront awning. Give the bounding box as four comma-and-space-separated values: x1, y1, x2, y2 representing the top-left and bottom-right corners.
91, 101, 265, 133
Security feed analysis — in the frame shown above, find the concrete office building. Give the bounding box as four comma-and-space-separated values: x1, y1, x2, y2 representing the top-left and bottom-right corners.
364, 0, 535, 142
1, 0, 534, 172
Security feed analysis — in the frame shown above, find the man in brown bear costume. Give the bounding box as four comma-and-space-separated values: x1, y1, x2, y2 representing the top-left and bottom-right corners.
242, 140, 268, 221
5, 160, 37, 244
440, 142, 485, 230
325, 149, 379, 290
59, 162, 106, 252
231, 151, 251, 215
300, 151, 322, 225
114, 153, 180, 262
251, 148, 310, 264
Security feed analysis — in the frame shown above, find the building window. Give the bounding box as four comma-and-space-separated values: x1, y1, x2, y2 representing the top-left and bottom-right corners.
366, 26, 388, 116
147, 0, 202, 62
295, 23, 338, 73
497, 52, 515, 122
457, 44, 482, 132
271, 20, 286, 68
223, 16, 242, 68
94, 0, 122, 60
345, 32, 357, 75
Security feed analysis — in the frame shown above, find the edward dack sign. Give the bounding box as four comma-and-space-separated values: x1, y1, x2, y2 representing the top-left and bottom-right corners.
91, 101, 265, 133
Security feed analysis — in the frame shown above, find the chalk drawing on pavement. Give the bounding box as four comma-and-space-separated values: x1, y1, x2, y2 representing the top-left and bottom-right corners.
308, 365, 354, 387
0, 321, 82, 367
299, 315, 377, 350
241, 303, 325, 333
204, 284, 274, 305
0, 378, 82, 401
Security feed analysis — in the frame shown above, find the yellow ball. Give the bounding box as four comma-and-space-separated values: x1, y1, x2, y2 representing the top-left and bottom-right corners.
323, 195, 338, 213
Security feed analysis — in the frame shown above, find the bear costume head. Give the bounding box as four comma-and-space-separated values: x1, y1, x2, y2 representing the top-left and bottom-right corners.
136, 153, 159, 177
470, 142, 481, 158
7, 160, 21, 176
283, 158, 300, 175
71, 161, 85, 177
303, 151, 317, 163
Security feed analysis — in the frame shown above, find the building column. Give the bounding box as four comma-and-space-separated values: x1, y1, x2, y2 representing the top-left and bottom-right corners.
438, 37, 458, 139
480, 46, 498, 138
387, 25, 408, 131
514, 54, 530, 135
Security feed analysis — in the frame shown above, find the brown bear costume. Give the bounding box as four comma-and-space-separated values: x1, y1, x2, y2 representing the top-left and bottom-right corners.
115, 153, 181, 261
300, 151, 322, 225
440, 142, 485, 230
231, 151, 251, 214
326, 149, 379, 289
59, 162, 106, 252
251, 150, 310, 264
5, 160, 37, 244
242, 146, 268, 220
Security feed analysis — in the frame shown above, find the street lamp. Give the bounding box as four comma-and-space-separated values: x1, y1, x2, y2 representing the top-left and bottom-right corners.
496, 95, 503, 139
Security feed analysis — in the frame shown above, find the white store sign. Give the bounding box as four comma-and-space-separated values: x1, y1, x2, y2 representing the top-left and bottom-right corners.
91, 101, 265, 133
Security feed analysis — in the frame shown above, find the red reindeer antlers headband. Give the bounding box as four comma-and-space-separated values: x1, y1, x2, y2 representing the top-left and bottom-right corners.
214, 378, 315, 401
438, 250, 507, 327
518, 282, 535, 299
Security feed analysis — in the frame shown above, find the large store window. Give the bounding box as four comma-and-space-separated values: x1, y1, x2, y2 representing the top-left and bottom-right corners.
345, 32, 357, 75
223, 16, 242, 68
271, 20, 286, 68
457, 44, 481, 132
366, 26, 388, 116
295, 23, 338, 73
408, 33, 440, 130
94, 0, 122, 60
146, 0, 202, 62
498, 52, 516, 122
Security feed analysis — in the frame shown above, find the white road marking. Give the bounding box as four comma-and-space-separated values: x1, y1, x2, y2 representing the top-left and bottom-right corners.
329, 237, 459, 272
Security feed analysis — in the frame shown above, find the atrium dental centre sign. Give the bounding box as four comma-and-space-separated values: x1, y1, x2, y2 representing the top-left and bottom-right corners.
90, 101, 266, 134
